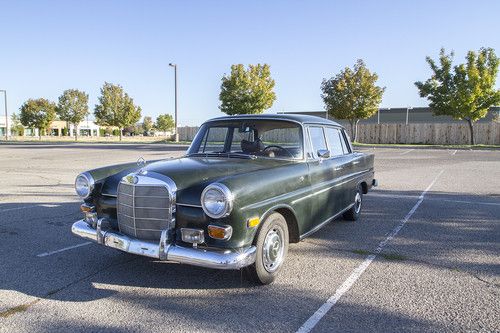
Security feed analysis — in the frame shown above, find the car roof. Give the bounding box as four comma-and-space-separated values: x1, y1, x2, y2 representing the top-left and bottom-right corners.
207, 113, 343, 127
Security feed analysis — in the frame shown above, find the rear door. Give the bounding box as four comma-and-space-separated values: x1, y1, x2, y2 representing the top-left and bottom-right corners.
324, 126, 353, 210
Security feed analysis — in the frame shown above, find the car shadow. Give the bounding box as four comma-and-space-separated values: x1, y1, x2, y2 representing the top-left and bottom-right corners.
0, 188, 498, 332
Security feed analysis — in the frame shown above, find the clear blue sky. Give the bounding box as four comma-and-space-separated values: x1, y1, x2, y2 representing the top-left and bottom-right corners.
1, 0, 499, 126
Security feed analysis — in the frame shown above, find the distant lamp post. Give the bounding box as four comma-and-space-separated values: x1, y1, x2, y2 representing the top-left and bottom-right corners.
169, 63, 179, 142
378, 107, 390, 124
0, 90, 7, 140
406, 106, 413, 125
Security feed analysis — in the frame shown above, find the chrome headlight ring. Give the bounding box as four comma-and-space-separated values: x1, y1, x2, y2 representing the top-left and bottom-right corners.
75, 172, 95, 199
201, 183, 233, 219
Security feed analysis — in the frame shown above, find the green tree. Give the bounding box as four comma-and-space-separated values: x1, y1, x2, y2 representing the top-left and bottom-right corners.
415, 48, 500, 145
19, 98, 56, 140
10, 113, 24, 136
219, 64, 276, 115
155, 114, 175, 136
142, 116, 154, 135
94, 82, 142, 141
57, 89, 89, 141
321, 59, 385, 142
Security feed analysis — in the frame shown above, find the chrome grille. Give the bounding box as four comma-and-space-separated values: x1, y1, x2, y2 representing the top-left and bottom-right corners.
117, 174, 176, 241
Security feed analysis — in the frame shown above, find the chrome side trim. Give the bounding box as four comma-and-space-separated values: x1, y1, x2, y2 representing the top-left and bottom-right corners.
299, 203, 354, 240
176, 202, 203, 208
71, 220, 256, 270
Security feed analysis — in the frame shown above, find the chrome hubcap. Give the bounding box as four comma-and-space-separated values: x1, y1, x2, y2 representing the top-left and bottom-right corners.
262, 226, 284, 272
354, 192, 362, 214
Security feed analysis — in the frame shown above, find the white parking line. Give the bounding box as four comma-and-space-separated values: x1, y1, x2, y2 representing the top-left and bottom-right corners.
399, 149, 414, 155
0, 203, 60, 213
37, 242, 92, 257
451, 149, 458, 155
296, 169, 444, 333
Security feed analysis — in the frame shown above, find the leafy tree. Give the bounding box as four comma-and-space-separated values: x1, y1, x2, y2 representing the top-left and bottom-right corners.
56, 89, 89, 141
219, 64, 276, 115
155, 114, 175, 135
94, 82, 142, 141
321, 59, 385, 142
142, 116, 154, 135
10, 113, 24, 136
19, 98, 56, 140
415, 48, 500, 145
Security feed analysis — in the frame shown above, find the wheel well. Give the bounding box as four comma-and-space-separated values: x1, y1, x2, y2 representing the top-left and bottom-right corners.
275, 207, 300, 243
360, 181, 368, 194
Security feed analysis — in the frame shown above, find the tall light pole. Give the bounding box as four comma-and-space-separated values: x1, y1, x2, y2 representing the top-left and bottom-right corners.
406, 106, 413, 125
0, 90, 7, 140
168, 63, 179, 142
378, 107, 390, 124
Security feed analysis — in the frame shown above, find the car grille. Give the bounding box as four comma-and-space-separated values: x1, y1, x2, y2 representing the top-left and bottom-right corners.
117, 176, 176, 241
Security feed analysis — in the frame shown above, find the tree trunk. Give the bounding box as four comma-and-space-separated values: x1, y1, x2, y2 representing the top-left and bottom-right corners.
75, 124, 78, 142
349, 120, 355, 142
119, 128, 123, 141
354, 119, 360, 143
466, 118, 475, 145
39, 129, 42, 141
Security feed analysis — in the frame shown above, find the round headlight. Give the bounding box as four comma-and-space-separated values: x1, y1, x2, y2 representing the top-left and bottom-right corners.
201, 183, 233, 219
75, 172, 95, 199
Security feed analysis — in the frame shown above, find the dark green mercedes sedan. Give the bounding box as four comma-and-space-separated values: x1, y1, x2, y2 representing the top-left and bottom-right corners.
72, 114, 376, 284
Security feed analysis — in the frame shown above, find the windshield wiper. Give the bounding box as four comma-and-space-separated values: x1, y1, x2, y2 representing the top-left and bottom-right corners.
187, 152, 257, 159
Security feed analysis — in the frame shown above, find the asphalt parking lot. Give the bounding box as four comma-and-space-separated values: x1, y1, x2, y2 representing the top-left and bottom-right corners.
0, 144, 499, 333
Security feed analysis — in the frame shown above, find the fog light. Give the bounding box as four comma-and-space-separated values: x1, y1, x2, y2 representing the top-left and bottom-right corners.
181, 228, 205, 244
80, 204, 95, 213
208, 225, 232, 240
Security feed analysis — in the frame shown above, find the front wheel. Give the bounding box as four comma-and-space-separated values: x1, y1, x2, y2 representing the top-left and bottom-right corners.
343, 185, 363, 221
245, 212, 289, 285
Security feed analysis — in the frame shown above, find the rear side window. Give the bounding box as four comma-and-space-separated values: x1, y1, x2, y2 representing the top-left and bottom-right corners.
340, 130, 351, 154
308, 127, 327, 158
325, 127, 345, 156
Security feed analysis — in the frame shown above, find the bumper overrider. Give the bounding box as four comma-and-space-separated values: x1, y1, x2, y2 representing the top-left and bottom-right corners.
71, 219, 256, 270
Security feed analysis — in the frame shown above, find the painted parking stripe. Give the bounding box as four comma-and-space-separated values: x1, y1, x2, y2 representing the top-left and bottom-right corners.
451, 149, 458, 155
0, 203, 60, 213
296, 169, 444, 333
37, 242, 92, 257
399, 149, 414, 155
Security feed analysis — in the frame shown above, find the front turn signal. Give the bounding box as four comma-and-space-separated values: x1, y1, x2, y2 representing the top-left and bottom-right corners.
247, 217, 260, 228
208, 225, 232, 240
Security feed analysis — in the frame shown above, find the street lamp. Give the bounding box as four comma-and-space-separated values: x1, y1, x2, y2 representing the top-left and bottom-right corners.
406, 106, 413, 125
0, 90, 7, 140
378, 107, 390, 124
169, 63, 179, 142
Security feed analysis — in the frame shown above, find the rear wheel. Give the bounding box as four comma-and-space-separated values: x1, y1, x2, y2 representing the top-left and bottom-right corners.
343, 185, 363, 221
245, 212, 289, 285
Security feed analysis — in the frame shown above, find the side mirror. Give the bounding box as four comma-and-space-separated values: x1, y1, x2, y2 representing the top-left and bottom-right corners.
317, 149, 330, 159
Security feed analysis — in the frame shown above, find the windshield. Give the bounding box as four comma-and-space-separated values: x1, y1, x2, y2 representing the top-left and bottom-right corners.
187, 119, 304, 160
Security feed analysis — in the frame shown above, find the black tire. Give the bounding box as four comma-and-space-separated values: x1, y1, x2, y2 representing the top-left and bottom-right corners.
245, 212, 289, 285
343, 185, 363, 221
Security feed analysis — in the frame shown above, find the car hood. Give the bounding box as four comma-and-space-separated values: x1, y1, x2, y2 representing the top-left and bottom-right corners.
100, 156, 294, 204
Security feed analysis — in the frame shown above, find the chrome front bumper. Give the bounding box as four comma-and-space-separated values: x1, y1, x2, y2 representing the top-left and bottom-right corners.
71, 220, 256, 270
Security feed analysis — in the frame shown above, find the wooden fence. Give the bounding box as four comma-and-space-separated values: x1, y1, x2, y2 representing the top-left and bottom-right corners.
346, 123, 499, 145
179, 123, 500, 145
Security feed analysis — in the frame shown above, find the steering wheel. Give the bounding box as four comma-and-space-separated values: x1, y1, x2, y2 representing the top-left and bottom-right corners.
263, 145, 294, 158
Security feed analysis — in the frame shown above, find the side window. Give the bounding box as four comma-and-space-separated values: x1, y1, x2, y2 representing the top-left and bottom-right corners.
200, 127, 228, 153
325, 127, 344, 156
308, 126, 327, 158
340, 130, 352, 154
